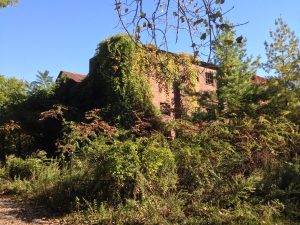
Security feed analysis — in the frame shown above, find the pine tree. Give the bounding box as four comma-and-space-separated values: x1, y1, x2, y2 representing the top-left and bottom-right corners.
213, 27, 258, 117
263, 17, 300, 124
264, 17, 300, 80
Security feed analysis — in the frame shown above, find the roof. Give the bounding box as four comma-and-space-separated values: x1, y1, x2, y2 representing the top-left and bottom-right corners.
57, 71, 86, 83
251, 75, 267, 84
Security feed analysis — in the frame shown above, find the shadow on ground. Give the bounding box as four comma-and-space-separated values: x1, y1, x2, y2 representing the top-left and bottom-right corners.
0, 195, 63, 225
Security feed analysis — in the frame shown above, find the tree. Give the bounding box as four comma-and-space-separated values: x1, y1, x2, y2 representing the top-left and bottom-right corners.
212, 26, 258, 117
114, 0, 243, 59
264, 17, 300, 79
30, 70, 54, 93
0, 75, 27, 110
0, 0, 18, 8
0, 75, 28, 124
263, 18, 300, 124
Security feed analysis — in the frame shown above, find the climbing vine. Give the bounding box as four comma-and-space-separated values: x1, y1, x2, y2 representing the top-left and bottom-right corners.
82, 34, 199, 126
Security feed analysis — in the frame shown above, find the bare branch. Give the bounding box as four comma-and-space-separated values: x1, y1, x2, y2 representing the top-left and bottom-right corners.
115, 0, 235, 62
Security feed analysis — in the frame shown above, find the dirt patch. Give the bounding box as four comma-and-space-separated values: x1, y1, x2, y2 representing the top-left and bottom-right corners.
0, 196, 64, 225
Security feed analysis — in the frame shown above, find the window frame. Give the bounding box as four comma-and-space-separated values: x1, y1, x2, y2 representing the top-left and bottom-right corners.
205, 72, 214, 86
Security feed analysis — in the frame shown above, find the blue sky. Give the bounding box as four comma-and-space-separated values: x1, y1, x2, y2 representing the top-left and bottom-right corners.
0, 0, 299, 81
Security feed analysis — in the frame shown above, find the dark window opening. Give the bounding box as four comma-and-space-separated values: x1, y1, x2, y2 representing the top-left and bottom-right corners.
160, 102, 171, 115
205, 72, 214, 85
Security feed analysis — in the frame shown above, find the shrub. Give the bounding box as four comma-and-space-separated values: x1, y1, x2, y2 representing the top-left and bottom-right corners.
82, 134, 177, 203
6, 155, 42, 180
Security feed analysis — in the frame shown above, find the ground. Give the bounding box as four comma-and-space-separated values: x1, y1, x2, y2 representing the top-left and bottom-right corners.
0, 196, 64, 225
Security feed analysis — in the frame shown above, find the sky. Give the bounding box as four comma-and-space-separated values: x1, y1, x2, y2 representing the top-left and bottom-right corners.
0, 0, 299, 81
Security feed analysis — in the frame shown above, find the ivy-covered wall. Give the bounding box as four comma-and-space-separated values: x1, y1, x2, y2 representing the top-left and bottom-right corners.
59, 34, 212, 127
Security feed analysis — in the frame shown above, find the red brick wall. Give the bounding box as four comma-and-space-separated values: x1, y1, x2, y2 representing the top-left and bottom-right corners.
89, 55, 217, 120
149, 65, 218, 120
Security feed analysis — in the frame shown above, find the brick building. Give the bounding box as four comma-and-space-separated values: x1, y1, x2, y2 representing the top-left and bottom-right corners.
57, 55, 265, 120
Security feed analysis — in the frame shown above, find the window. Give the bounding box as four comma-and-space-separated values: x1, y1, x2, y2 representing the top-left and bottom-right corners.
205, 72, 214, 85
160, 102, 171, 115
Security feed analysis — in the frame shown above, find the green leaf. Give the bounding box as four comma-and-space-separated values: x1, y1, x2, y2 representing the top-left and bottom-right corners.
236, 36, 243, 44
209, 11, 222, 20
220, 23, 230, 30
136, 26, 141, 33
200, 33, 207, 40
180, 16, 185, 23
224, 39, 233, 45
216, 0, 225, 4
193, 19, 203, 26
140, 12, 146, 18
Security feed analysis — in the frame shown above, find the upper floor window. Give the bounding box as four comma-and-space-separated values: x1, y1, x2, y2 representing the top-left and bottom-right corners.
205, 72, 214, 85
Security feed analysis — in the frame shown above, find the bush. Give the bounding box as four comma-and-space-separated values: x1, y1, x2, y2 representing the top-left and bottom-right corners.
259, 159, 300, 221
1, 116, 299, 223
82, 134, 178, 203
6, 155, 42, 180
171, 116, 300, 224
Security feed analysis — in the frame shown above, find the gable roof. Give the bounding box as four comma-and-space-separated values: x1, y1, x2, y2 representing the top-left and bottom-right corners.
251, 75, 267, 84
57, 71, 86, 83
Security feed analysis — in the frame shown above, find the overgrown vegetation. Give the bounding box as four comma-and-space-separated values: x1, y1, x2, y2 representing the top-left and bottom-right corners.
64, 34, 199, 127
0, 17, 299, 224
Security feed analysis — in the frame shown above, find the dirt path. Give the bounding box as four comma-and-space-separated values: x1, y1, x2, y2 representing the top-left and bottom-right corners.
0, 196, 64, 225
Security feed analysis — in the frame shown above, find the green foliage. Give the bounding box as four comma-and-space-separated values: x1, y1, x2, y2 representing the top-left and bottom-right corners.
66, 196, 185, 225
5, 155, 42, 180
28, 70, 57, 107
0, 121, 34, 160
0, 0, 17, 8
264, 17, 300, 79
262, 18, 300, 124
0, 152, 90, 210
173, 117, 300, 191
260, 159, 300, 221
69, 34, 198, 127
56, 108, 118, 156
0, 75, 27, 114
82, 134, 177, 203
78, 34, 156, 126
194, 26, 262, 121
30, 70, 54, 93
1, 116, 299, 223
213, 26, 259, 117
168, 116, 299, 224
1, 23, 300, 225
0, 134, 178, 213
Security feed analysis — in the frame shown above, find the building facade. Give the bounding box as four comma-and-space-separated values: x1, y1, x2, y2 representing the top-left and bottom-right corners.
57, 56, 265, 120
